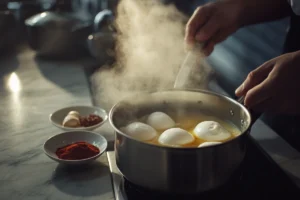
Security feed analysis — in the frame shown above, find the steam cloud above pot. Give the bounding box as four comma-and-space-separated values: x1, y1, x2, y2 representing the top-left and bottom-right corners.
92, 0, 213, 109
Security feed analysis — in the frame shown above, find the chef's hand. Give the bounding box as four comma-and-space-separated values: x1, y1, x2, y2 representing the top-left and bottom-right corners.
185, 1, 242, 56
235, 51, 300, 115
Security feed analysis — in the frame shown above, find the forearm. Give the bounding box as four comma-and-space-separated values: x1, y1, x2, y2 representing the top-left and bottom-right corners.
233, 0, 292, 27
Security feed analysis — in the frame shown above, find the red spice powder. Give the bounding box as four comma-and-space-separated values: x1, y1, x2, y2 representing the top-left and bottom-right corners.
56, 141, 100, 160
80, 114, 103, 127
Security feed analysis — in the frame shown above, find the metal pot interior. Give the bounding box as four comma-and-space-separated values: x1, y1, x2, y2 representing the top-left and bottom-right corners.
109, 89, 251, 146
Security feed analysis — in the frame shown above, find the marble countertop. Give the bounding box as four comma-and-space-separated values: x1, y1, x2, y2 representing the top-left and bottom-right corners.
1, 46, 300, 200
0, 47, 114, 200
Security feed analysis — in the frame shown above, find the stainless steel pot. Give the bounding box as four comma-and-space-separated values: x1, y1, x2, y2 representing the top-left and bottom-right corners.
109, 89, 258, 195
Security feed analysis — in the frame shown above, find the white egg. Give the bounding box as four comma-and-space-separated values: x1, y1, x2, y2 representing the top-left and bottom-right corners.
158, 128, 194, 146
193, 121, 231, 141
198, 141, 222, 148
122, 122, 157, 141
146, 112, 175, 130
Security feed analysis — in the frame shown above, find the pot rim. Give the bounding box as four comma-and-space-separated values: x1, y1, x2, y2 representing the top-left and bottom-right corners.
109, 88, 252, 150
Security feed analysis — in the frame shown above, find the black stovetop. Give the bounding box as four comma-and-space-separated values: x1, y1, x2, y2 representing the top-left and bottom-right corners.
112, 137, 300, 200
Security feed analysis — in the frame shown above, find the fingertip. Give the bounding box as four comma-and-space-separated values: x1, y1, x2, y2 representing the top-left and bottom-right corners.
184, 36, 193, 43
235, 83, 244, 96
185, 23, 196, 41
235, 93, 242, 98
184, 39, 194, 51
202, 42, 214, 56
184, 43, 193, 52
243, 90, 257, 108
243, 96, 253, 109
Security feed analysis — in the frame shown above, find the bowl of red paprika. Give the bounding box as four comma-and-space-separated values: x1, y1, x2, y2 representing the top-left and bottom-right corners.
43, 130, 108, 165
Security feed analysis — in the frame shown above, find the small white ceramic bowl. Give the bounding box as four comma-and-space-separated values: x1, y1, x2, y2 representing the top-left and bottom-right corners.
44, 130, 108, 165
49, 105, 108, 131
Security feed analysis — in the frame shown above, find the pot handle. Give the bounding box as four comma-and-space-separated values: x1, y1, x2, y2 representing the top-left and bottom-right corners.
93, 9, 115, 32
237, 96, 262, 126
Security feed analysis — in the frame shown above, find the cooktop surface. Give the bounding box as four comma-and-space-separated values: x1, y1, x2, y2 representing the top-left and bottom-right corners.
107, 137, 300, 200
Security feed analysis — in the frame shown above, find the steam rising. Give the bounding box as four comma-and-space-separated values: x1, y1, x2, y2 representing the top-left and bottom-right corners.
92, 0, 212, 109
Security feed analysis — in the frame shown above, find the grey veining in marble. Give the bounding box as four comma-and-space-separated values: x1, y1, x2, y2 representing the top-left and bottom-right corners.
0, 47, 114, 200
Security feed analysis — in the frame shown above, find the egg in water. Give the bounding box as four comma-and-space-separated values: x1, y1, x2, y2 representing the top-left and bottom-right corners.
158, 128, 194, 146
146, 111, 175, 130
121, 122, 157, 141
198, 141, 222, 148
193, 121, 231, 141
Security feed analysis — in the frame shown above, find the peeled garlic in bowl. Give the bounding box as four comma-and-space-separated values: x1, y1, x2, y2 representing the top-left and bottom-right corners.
62, 111, 81, 127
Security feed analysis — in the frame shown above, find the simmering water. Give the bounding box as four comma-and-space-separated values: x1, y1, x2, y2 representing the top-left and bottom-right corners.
140, 112, 241, 148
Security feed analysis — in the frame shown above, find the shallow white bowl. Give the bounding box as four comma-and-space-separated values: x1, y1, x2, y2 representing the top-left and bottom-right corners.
49, 105, 108, 131
43, 131, 108, 165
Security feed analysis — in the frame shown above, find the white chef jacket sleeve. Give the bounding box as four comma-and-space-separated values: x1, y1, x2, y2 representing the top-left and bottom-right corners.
288, 0, 300, 15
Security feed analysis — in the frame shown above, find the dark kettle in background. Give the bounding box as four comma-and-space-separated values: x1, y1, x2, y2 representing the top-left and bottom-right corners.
86, 9, 116, 65
8, 0, 46, 33
25, 11, 94, 59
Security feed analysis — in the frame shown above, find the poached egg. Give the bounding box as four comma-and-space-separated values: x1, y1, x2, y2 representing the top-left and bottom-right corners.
158, 128, 194, 146
193, 121, 231, 141
146, 111, 175, 130
121, 122, 157, 141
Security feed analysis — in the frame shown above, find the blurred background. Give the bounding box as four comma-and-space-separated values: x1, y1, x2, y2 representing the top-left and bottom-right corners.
0, 0, 289, 87
0, 0, 119, 65
0, 0, 296, 149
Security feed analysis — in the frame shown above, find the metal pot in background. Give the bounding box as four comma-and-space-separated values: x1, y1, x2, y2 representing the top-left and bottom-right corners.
25, 11, 93, 58
109, 89, 258, 195
8, 1, 45, 30
86, 9, 116, 65
7, 0, 58, 43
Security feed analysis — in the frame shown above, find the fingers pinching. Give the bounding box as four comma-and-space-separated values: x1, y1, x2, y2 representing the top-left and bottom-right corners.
195, 15, 220, 42
185, 6, 210, 45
